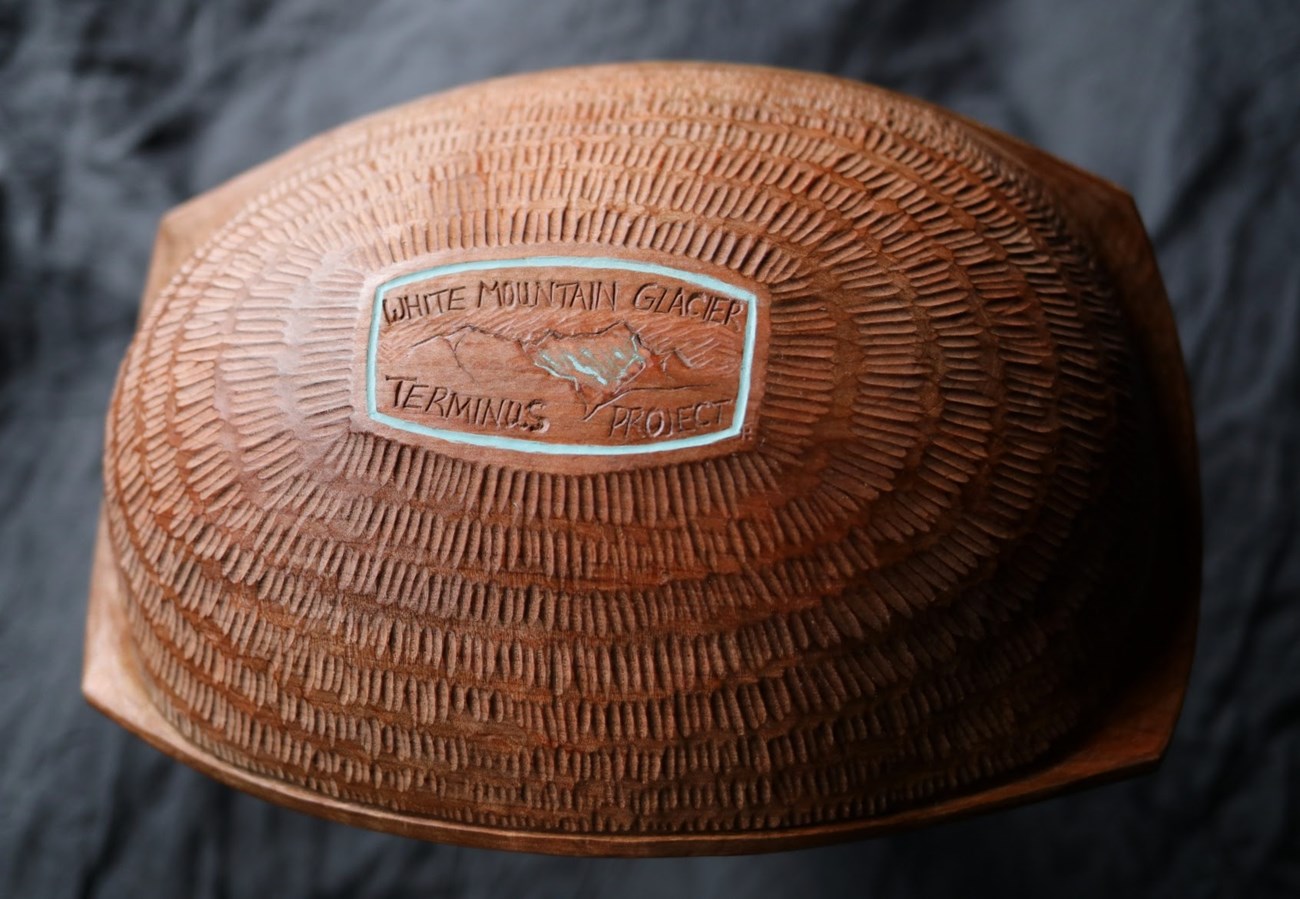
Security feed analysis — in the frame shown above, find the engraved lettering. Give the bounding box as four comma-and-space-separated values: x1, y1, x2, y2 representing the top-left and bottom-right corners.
381, 377, 549, 434
632, 283, 664, 311
426, 385, 449, 415
449, 393, 473, 418
605, 399, 736, 441
389, 280, 743, 331
402, 381, 428, 410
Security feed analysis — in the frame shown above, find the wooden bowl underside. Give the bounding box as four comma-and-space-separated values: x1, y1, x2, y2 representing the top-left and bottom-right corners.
85, 64, 1201, 855
86, 509, 1195, 856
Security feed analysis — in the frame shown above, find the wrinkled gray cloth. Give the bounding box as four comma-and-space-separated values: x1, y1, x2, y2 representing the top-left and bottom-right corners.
2, 1, 1298, 896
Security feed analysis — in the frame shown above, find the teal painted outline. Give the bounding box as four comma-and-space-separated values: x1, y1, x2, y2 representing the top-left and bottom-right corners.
366, 256, 758, 456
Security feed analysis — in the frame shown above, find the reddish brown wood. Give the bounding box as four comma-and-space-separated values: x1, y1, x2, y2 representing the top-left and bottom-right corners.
84, 62, 1200, 856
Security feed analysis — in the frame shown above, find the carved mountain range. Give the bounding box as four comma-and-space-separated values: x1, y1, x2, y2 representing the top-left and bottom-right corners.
410, 321, 708, 409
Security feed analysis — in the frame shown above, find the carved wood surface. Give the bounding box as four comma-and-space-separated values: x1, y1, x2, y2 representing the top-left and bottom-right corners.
91, 63, 1199, 852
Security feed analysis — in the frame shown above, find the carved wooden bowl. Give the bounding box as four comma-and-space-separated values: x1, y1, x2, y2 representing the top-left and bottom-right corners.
84, 63, 1200, 855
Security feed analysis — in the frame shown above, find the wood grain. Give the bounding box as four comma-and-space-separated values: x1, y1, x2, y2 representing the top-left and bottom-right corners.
85, 62, 1199, 854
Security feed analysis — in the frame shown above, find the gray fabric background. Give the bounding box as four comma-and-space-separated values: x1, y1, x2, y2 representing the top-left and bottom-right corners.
2, 1, 1298, 896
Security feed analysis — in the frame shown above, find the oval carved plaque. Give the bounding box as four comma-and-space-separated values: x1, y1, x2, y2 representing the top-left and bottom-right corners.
367, 257, 761, 455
